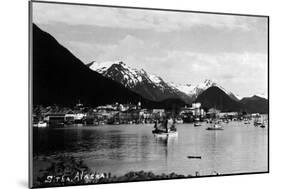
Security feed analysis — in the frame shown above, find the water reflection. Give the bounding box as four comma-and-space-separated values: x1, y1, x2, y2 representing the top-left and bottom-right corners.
154, 135, 178, 162
33, 123, 268, 176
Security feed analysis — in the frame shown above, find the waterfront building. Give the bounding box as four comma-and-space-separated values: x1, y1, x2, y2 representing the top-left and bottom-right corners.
43, 113, 65, 126
152, 109, 165, 117
179, 103, 205, 122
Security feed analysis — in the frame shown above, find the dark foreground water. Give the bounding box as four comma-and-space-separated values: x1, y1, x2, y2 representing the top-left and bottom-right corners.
33, 120, 268, 178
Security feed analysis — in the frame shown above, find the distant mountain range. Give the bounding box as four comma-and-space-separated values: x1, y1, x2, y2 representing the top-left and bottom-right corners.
240, 95, 268, 114
88, 60, 192, 103
32, 24, 186, 109
89, 60, 268, 113
195, 86, 241, 112
89, 61, 243, 102
33, 24, 268, 113
170, 79, 241, 101
195, 87, 268, 113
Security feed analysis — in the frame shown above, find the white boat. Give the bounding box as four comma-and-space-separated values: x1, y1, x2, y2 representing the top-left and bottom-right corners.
153, 118, 177, 137
244, 120, 251, 124
254, 120, 262, 126
152, 130, 178, 137
194, 117, 201, 127
34, 121, 47, 128
206, 123, 223, 130
260, 120, 266, 128
254, 116, 262, 126
175, 118, 183, 124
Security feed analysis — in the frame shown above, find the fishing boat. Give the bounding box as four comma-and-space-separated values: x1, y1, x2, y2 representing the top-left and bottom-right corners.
254, 119, 262, 127
206, 123, 223, 130
152, 129, 178, 137
152, 117, 178, 137
253, 115, 262, 127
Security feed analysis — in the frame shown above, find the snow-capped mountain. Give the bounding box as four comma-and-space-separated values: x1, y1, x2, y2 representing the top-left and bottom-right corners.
171, 79, 241, 101
89, 61, 192, 103
89, 61, 242, 103
169, 83, 195, 96
255, 93, 268, 99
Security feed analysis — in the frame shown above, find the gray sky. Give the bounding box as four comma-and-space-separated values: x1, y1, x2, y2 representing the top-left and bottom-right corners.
32, 2, 268, 98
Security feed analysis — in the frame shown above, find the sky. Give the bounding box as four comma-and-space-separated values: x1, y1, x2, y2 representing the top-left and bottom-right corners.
32, 2, 268, 98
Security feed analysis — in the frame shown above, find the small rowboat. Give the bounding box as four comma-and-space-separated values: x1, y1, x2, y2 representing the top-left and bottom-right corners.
260, 121, 266, 128
187, 156, 202, 159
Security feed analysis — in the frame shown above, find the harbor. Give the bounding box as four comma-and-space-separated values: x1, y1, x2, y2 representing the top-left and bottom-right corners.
33, 118, 268, 186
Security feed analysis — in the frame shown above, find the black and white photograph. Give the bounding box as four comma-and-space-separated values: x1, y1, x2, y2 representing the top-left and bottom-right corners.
30, 1, 269, 188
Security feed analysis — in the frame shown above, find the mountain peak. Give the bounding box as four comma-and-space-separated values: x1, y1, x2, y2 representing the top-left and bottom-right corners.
89, 60, 192, 103
199, 79, 216, 88
204, 79, 215, 84
89, 60, 126, 73
254, 94, 267, 99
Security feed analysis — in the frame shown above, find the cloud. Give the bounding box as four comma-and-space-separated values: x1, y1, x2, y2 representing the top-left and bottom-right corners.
138, 50, 267, 97
63, 33, 267, 97
33, 2, 266, 32
32, 2, 268, 97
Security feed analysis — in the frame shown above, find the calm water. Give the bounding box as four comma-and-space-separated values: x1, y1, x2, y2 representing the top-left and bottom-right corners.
33, 120, 268, 177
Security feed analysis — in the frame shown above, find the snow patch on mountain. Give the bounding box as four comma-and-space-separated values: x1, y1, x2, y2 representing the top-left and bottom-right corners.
149, 74, 161, 84
90, 60, 167, 89
255, 93, 268, 99
171, 79, 241, 101
169, 83, 196, 96
90, 61, 118, 72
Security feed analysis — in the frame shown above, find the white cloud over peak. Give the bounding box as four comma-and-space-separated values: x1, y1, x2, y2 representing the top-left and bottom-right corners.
32, 2, 268, 98
33, 2, 266, 32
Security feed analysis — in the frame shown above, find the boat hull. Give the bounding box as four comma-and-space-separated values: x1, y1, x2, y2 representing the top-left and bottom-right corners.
206, 127, 223, 130
152, 130, 178, 137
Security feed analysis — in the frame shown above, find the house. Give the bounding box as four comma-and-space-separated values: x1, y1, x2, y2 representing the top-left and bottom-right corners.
43, 113, 65, 127
206, 108, 221, 118
179, 103, 205, 121
152, 109, 165, 119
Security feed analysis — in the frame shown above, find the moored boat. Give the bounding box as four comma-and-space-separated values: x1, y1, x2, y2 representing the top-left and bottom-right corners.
152, 116, 177, 137
260, 120, 266, 128
152, 130, 178, 137
194, 117, 201, 127
244, 120, 251, 124
206, 123, 223, 130
33, 121, 48, 128
254, 120, 262, 126
187, 155, 202, 159
253, 115, 262, 127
